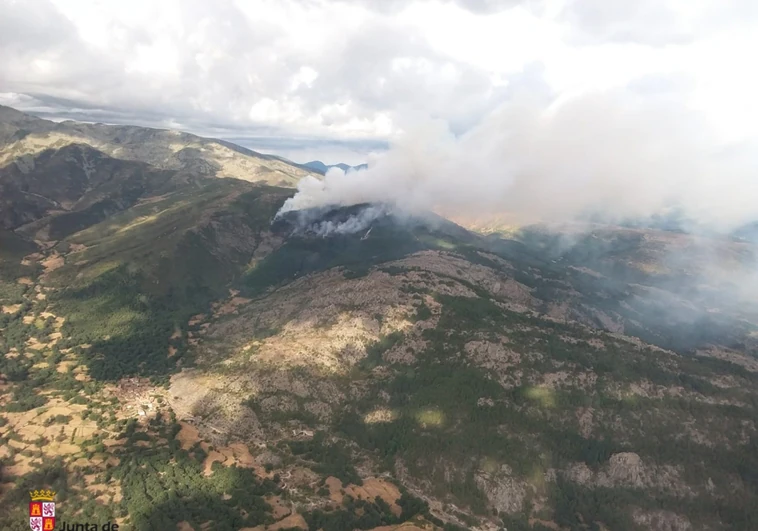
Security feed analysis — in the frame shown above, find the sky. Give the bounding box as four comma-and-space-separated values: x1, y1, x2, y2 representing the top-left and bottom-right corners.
1, 0, 757, 166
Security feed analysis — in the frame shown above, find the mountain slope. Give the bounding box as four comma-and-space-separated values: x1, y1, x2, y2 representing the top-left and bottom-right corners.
183, 241, 758, 530
0, 105, 313, 186
1, 115, 758, 531
0, 143, 182, 235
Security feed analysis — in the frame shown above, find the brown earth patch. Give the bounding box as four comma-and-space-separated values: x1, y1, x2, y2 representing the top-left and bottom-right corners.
71, 457, 92, 468
41, 254, 64, 273
344, 478, 403, 516
84, 475, 107, 494
189, 314, 206, 326
201, 443, 260, 476
3, 400, 74, 429
176, 422, 203, 450
4, 459, 40, 477
26, 337, 49, 351
96, 488, 122, 505
324, 477, 402, 516
46, 442, 83, 455
57, 360, 77, 373
227, 442, 256, 468
22, 252, 45, 265
1, 304, 21, 313
212, 296, 252, 317
326, 476, 344, 504
3, 446, 44, 478
7, 439, 26, 450
265, 495, 291, 520
203, 450, 227, 475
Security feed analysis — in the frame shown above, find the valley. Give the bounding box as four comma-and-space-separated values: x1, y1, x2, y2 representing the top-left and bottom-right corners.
1, 107, 758, 531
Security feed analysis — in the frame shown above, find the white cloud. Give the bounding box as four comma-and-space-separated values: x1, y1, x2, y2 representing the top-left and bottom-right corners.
0, 0, 756, 166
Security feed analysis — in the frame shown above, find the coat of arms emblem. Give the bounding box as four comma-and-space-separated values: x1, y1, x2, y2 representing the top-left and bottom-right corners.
29, 489, 56, 531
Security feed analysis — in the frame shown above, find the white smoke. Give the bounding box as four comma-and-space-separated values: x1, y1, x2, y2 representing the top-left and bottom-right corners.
278, 89, 758, 233
295, 204, 391, 237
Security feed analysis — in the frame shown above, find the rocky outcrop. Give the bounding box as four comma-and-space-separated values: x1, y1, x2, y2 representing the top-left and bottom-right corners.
464, 340, 521, 372
475, 465, 529, 514
632, 509, 693, 531
563, 452, 693, 497
168, 369, 262, 444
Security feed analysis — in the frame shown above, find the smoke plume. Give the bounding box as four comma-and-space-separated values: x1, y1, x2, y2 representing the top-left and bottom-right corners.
280, 204, 393, 237
272, 88, 758, 356
278, 89, 758, 234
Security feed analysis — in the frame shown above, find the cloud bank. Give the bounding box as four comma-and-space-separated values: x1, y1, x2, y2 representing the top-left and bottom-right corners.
2, 0, 756, 165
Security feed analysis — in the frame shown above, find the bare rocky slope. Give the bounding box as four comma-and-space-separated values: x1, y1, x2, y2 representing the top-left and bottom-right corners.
1, 108, 758, 531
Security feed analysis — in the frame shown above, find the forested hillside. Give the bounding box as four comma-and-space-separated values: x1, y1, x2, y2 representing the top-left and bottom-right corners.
1, 108, 758, 531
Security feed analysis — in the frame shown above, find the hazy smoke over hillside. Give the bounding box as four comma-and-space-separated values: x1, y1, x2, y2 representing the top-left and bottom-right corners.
280, 204, 393, 237
279, 90, 758, 233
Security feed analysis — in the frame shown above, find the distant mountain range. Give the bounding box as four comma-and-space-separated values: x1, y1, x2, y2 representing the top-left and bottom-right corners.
302, 160, 368, 174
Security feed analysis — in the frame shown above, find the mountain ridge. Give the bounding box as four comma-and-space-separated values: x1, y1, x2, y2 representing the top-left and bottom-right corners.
303, 160, 368, 174
1, 107, 758, 531
0, 104, 318, 187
